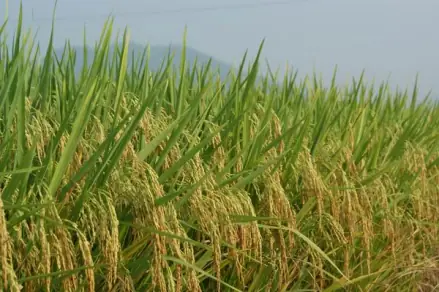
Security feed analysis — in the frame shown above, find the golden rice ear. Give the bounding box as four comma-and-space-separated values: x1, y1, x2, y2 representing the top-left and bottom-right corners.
212, 129, 225, 170
107, 135, 204, 292
262, 170, 295, 287
38, 218, 51, 291
298, 150, 326, 229
0, 198, 21, 292
77, 231, 95, 292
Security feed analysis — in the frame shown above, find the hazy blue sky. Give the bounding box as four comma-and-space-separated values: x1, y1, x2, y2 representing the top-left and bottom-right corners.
2, 0, 439, 98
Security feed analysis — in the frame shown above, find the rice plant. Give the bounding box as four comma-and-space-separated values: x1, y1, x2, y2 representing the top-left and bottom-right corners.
1, 7, 439, 292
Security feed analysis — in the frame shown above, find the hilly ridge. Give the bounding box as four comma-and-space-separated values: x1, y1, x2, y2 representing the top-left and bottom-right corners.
55, 42, 236, 80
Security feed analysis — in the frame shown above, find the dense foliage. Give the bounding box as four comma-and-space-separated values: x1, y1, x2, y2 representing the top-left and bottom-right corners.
1, 11, 439, 292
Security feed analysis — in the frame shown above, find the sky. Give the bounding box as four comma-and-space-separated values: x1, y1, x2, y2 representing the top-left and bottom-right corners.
2, 0, 439, 98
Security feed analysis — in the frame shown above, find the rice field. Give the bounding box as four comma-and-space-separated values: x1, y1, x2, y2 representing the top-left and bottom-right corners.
1, 12, 439, 292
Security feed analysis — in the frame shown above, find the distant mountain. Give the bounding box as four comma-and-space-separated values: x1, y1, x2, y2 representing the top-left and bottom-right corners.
54, 43, 236, 80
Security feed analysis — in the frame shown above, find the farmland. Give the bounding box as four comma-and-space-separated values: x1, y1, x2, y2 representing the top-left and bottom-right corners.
1, 16, 439, 292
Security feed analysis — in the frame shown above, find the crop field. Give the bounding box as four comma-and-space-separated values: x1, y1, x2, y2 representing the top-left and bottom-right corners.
1, 14, 439, 292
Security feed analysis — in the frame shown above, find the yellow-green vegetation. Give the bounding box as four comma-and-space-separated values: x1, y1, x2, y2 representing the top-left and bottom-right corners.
1, 11, 439, 292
